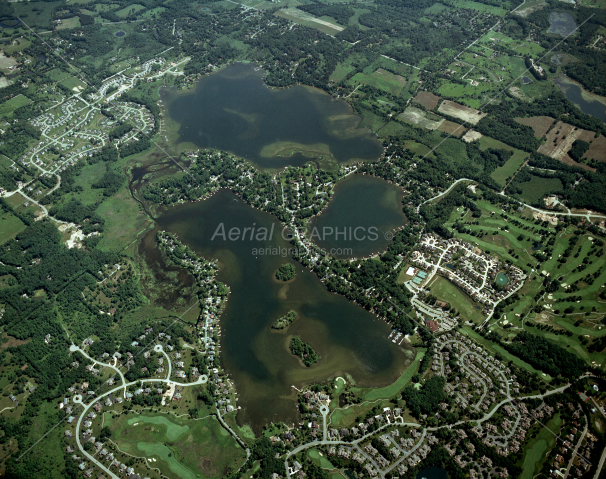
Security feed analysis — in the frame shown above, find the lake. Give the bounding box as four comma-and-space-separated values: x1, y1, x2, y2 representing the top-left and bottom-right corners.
554, 75, 606, 123
150, 188, 413, 432
164, 63, 383, 170
307, 174, 407, 258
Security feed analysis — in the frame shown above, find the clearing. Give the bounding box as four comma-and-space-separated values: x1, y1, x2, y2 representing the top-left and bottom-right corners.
438, 100, 487, 125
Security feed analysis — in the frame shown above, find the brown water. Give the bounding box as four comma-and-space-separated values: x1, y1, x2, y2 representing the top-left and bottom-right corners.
145, 188, 414, 431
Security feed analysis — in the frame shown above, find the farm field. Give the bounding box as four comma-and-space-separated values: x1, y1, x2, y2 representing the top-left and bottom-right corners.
414, 91, 441, 109
515, 116, 555, 138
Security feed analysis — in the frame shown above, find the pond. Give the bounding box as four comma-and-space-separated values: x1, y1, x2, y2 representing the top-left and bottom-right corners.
554, 75, 606, 123
522, 76, 532, 84
416, 466, 449, 479
164, 63, 383, 170
547, 12, 577, 37
115, 31, 126, 37
496, 272, 509, 287
306, 174, 407, 258
150, 188, 414, 432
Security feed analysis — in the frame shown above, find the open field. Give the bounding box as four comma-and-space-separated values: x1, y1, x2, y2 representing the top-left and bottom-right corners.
477, 136, 529, 186
513, 0, 546, 17
414, 91, 441, 110
438, 100, 487, 125
515, 116, 555, 138
350, 69, 406, 96
0, 94, 31, 118
59, 76, 87, 92
329, 62, 355, 83
451, 0, 507, 14
275, 8, 344, 35
115, 3, 147, 18
56, 17, 80, 30
518, 175, 564, 203
0, 210, 25, 245
47, 68, 72, 82
429, 276, 485, 324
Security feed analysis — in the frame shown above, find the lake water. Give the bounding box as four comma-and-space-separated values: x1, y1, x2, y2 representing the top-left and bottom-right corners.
548, 12, 577, 37
307, 174, 407, 258
554, 76, 606, 122
151, 188, 413, 431
416, 466, 449, 479
165, 63, 383, 170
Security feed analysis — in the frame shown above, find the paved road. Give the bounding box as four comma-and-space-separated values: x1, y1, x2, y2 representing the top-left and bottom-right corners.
564, 421, 588, 479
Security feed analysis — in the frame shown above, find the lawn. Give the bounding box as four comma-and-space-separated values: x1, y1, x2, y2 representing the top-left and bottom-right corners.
429, 276, 485, 324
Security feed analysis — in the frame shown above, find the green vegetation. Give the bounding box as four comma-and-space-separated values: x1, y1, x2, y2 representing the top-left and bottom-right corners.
289, 336, 319, 367
271, 310, 297, 330
275, 263, 296, 281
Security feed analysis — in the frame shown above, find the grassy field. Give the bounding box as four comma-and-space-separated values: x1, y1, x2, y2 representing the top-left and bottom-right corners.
0, 210, 25, 245
518, 175, 564, 203
0, 94, 31, 118
59, 76, 87, 92
106, 412, 246, 479
14, 1, 63, 28
451, 0, 508, 14
519, 413, 563, 479
478, 136, 529, 186
429, 276, 486, 324
115, 4, 147, 18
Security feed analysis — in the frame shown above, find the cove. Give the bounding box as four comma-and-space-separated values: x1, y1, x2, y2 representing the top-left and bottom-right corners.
164, 63, 383, 170
152, 189, 413, 432
307, 174, 407, 258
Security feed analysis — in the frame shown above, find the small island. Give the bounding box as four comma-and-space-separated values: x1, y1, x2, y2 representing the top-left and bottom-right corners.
275, 263, 296, 281
289, 336, 318, 367
271, 310, 298, 330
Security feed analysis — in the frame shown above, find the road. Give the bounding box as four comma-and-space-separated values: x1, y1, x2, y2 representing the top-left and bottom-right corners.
564, 421, 587, 479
